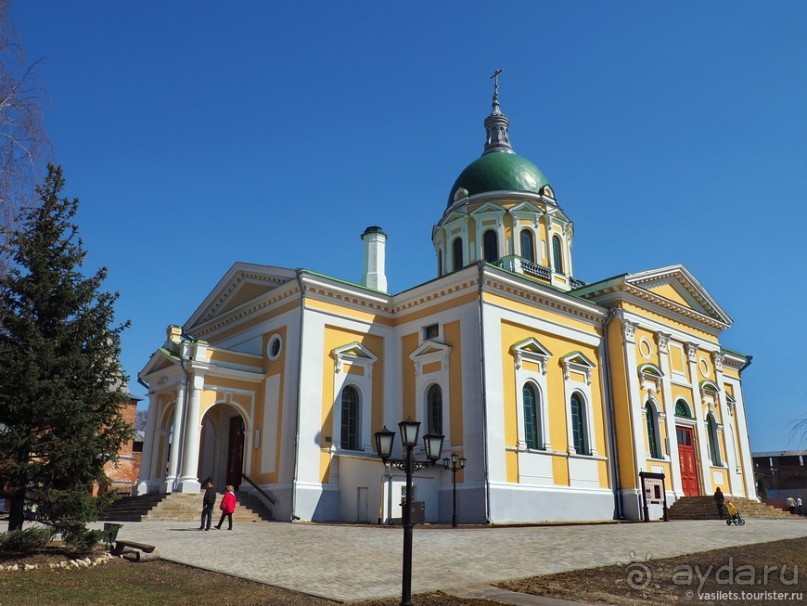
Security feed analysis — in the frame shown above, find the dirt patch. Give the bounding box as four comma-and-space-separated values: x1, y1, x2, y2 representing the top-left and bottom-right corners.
499, 537, 807, 605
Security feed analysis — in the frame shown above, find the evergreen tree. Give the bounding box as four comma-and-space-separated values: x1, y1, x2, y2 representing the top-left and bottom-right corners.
0, 164, 130, 536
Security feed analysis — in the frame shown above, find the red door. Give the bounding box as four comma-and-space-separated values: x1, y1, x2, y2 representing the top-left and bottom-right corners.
677, 426, 699, 496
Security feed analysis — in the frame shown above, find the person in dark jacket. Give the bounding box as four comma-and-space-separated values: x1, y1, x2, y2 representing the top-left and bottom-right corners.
215, 485, 237, 530
199, 481, 217, 531
714, 487, 725, 518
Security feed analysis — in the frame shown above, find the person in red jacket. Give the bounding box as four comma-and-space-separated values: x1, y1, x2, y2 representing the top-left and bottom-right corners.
214, 485, 237, 530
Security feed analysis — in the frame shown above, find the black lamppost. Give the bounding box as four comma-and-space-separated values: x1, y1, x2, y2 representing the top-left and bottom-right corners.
442, 452, 466, 528
375, 419, 444, 606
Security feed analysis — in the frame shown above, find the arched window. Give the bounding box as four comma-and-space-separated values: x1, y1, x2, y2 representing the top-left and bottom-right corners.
438, 250, 443, 277
707, 414, 722, 466
452, 238, 464, 272
552, 235, 564, 274
520, 229, 535, 263
483, 230, 498, 263
426, 384, 443, 436
340, 385, 360, 450
570, 393, 588, 455
523, 383, 542, 450
646, 402, 662, 459
674, 399, 692, 418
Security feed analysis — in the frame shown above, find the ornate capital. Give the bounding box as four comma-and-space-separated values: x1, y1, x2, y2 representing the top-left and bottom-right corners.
609, 308, 637, 341
687, 342, 698, 362
712, 351, 724, 373
622, 320, 637, 343
655, 331, 671, 354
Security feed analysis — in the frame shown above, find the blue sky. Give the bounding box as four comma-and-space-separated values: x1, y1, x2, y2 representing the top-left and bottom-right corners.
11, 2, 807, 452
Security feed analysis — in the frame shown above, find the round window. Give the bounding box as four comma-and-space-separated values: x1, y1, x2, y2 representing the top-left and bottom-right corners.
267, 334, 282, 360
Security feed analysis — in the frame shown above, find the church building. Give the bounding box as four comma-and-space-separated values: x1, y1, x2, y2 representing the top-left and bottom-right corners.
136, 79, 756, 523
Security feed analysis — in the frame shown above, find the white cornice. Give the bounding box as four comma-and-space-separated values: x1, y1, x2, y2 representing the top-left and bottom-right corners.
185, 262, 297, 328
582, 283, 728, 334
482, 266, 608, 325
300, 274, 394, 315
190, 280, 301, 339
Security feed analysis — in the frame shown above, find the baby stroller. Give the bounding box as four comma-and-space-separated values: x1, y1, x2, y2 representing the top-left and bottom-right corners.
725, 500, 745, 526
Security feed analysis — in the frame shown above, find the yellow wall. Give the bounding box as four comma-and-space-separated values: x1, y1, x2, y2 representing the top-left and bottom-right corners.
444, 320, 465, 446
320, 325, 385, 482
401, 333, 418, 420
499, 317, 606, 487
607, 318, 637, 489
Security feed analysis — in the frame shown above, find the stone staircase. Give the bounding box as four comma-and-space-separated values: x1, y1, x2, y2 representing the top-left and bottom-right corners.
668, 496, 795, 520
100, 492, 164, 521
101, 491, 273, 523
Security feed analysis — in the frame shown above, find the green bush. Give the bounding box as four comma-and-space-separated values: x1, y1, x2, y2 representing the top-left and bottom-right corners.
0, 527, 54, 552
60, 527, 103, 551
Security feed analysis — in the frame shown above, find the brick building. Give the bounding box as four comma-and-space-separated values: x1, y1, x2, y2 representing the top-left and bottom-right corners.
94, 394, 143, 496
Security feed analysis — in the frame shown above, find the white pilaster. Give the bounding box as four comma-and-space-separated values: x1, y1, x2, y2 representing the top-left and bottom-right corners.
136, 392, 159, 495
729, 376, 757, 500
712, 352, 739, 495
164, 383, 186, 493
656, 332, 683, 495
620, 315, 646, 480
687, 343, 712, 494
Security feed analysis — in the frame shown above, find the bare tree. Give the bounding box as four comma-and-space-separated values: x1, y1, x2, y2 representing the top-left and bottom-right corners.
0, 0, 49, 274
135, 409, 148, 432
791, 415, 807, 447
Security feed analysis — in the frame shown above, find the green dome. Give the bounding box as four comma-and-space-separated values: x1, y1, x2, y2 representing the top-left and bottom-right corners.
448, 151, 549, 207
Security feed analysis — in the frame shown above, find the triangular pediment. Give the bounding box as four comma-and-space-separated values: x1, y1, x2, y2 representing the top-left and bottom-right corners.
331, 342, 377, 362
140, 348, 179, 378
409, 340, 452, 360
561, 351, 595, 368
511, 337, 552, 358
184, 263, 297, 330
625, 265, 732, 325
470, 201, 506, 216
509, 200, 543, 215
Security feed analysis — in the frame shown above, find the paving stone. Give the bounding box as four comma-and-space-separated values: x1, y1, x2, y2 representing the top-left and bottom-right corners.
90, 519, 807, 602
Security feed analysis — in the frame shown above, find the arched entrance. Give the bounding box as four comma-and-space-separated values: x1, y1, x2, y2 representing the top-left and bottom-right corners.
198, 403, 247, 491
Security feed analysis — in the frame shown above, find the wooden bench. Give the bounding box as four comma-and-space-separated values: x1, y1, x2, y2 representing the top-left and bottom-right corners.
113, 539, 156, 561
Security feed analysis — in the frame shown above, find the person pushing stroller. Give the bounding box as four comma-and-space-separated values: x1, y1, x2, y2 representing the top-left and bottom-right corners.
725, 499, 745, 526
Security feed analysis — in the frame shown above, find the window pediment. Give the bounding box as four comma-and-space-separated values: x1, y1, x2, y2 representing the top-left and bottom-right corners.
409, 340, 451, 375
699, 380, 720, 395
469, 201, 507, 218
637, 363, 664, 395
511, 338, 552, 373
331, 342, 377, 374
560, 351, 595, 385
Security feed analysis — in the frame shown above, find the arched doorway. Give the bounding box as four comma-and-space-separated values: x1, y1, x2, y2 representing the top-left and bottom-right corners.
198, 404, 247, 491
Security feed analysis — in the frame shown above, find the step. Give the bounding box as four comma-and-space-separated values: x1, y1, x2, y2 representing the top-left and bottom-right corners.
668, 496, 794, 520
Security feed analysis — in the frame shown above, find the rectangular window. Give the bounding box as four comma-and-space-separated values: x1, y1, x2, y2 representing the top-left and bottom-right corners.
423, 324, 439, 340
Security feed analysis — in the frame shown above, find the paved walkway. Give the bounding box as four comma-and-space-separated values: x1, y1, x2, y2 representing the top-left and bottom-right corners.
91, 519, 807, 602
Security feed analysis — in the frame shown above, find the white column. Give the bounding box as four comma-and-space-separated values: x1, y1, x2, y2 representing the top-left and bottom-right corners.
656, 332, 683, 495
732, 381, 758, 500
611, 310, 646, 520
621, 319, 646, 477
136, 392, 159, 495
687, 343, 712, 494
164, 383, 186, 493
177, 372, 204, 493
712, 352, 739, 495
